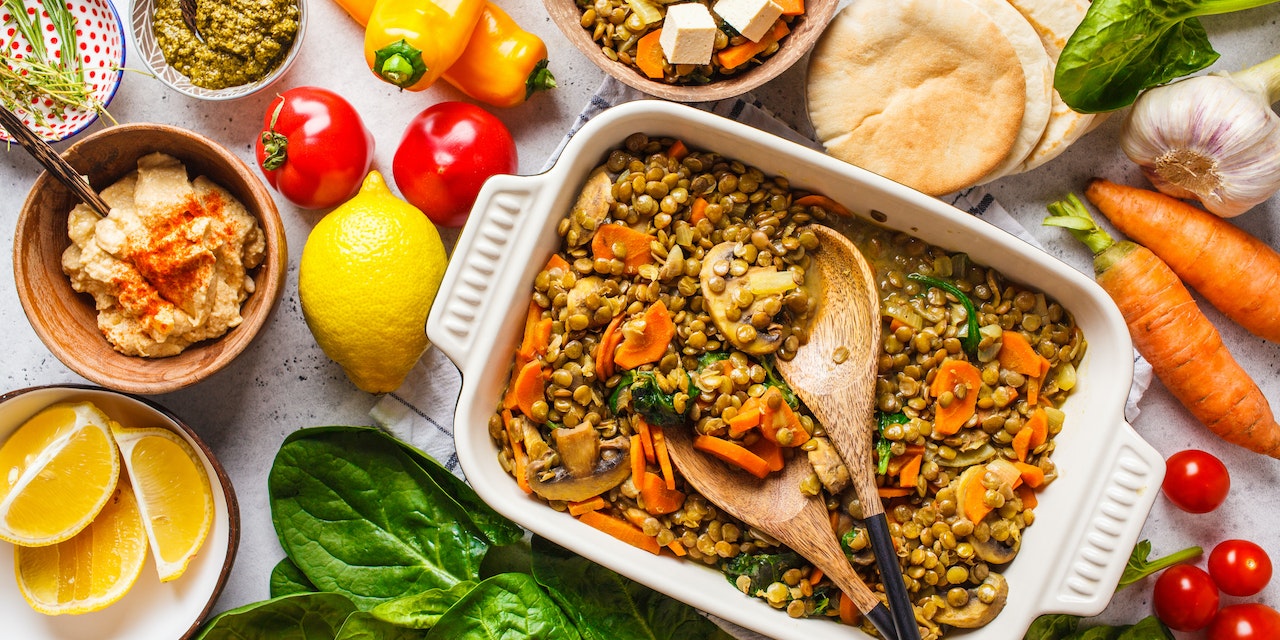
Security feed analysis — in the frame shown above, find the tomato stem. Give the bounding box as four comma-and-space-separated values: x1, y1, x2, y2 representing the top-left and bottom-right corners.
260, 98, 290, 171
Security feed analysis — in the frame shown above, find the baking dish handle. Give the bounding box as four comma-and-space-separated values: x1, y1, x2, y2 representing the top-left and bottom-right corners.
426, 172, 546, 373
1037, 420, 1165, 617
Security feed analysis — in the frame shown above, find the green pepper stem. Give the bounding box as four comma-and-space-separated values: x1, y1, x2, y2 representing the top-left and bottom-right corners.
525, 59, 557, 99
373, 40, 428, 89
1229, 52, 1280, 105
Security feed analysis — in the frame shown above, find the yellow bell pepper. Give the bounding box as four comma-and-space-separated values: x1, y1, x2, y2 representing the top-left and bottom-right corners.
442, 3, 557, 108
364, 0, 485, 91
331, 0, 376, 25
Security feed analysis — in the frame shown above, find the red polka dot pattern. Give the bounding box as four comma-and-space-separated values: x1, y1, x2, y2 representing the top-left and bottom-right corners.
0, 0, 124, 142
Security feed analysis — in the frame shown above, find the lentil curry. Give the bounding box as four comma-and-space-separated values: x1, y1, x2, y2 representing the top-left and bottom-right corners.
491, 135, 1084, 638
153, 0, 300, 90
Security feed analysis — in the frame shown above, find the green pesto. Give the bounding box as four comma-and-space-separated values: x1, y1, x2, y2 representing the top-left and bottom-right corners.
153, 0, 299, 90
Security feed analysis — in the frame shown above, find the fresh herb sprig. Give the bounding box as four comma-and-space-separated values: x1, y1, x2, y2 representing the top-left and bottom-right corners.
0, 0, 110, 133
907, 273, 981, 359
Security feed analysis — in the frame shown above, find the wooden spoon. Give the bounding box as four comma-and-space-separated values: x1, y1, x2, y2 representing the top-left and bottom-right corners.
776, 224, 921, 640
662, 425, 898, 640
0, 104, 109, 217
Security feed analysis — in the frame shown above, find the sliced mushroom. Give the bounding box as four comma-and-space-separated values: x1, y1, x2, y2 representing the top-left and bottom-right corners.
566, 275, 621, 329
565, 167, 614, 247
554, 423, 600, 478
972, 533, 1021, 565
526, 433, 631, 503
698, 241, 798, 355
935, 573, 1008, 628
806, 437, 850, 494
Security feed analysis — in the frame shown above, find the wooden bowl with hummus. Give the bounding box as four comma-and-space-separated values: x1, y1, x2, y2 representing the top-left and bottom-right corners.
13, 123, 287, 395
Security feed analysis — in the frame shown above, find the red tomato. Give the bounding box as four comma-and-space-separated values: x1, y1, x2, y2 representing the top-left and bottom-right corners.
392, 102, 517, 227
1161, 449, 1230, 513
1152, 564, 1220, 631
255, 87, 375, 209
1209, 540, 1273, 597
1208, 603, 1280, 640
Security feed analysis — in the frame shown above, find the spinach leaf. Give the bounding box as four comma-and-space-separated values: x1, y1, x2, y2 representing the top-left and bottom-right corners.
270, 557, 318, 598
1068, 625, 1127, 640
721, 549, 807, 599
194, 592, 358, 640
531, 536, 735, 640
1054, 0, 1279, 113
1116, 616, 1173, 639
269, 427, 489, 609
1117, 540, 1202, 590
875, 412, 908, 475
336, 612, 428, 640
370, 581, 477, 630
1024, 613, 1080, 640
760, 355, 800, 409
907, 273, 979, 358
696, 351, 730, 369
426, 572, 582, 640
608, 370, 691, 427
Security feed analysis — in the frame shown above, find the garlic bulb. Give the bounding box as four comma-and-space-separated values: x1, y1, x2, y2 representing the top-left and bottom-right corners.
1120, 53, 1280, 218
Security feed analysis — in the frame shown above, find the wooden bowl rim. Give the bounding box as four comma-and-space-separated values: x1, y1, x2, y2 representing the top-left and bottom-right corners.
543, 0, 838, 102
12, 123, 287, 395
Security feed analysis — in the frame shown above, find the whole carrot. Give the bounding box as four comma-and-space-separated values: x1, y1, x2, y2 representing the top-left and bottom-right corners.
1084, 178, 1280, 344
1046, 194, 1280, 459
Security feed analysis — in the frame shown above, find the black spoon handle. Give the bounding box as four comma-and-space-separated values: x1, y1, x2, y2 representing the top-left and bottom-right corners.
867, 512, 922, 640
0, 104, 109, 217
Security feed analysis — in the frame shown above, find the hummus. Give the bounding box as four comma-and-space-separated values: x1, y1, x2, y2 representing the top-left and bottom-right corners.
61, 152, 266, 357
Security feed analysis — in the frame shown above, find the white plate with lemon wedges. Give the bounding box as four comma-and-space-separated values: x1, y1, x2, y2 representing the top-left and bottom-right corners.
0, 385, 238, 640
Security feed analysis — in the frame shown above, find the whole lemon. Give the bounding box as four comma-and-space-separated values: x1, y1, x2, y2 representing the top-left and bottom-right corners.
299, 171, 447, 393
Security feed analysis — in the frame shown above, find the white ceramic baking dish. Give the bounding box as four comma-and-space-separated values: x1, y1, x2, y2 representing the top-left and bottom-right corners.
427, 100, 1164, 640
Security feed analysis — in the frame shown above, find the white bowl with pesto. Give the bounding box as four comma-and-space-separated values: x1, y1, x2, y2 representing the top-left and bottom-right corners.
129, 0, 306, 100
427, 100, 1167, 640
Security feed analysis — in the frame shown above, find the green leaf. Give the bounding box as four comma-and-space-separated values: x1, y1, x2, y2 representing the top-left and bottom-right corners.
194, 592, 358, 640
425, 573, 582, 640
270, 557, 318, 598
875, 412, 907, 475
336, 611, 429, 640
269, 427, 489, 609
370, 582, 477, 630
1024, 614, 1080, 640
1115, 616, 1174, 639
1067, 624, 1128, 640
907, 273, 980, 358
723, 550, 807, 598
531, 536, 735, 640
1117, 540, 1202, 590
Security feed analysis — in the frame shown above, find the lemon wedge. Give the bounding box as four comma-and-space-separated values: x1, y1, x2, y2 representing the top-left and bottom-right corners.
15, 473, 148, 615
110, 425, 213, 582
0, 401, 120, 546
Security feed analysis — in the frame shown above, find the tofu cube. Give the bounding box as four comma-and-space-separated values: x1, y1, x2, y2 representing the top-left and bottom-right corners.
713, 0, 783, 42
659, 3, 717, 66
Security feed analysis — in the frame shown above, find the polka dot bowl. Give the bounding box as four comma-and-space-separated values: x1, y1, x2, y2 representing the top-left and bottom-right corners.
0, 0, 125, 143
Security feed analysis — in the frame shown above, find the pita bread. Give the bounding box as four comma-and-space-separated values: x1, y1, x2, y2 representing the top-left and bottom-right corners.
1004, 0, 1097, 173
806, 0, 1026, 196
969, 0, 1054, 183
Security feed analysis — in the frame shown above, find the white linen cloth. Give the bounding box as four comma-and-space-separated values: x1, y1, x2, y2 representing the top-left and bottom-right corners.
369, 76, 1154, 638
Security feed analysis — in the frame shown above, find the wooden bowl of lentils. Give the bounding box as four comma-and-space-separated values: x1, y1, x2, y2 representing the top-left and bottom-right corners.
545, 0, 838, 101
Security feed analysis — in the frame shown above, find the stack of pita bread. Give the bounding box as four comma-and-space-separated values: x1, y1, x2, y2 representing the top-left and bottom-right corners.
806, 0, 1098, 196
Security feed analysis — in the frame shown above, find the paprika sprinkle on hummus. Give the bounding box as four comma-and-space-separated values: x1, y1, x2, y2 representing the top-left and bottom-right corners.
61, 153, 265, 357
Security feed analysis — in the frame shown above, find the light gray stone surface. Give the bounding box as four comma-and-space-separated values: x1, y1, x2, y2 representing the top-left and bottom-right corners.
2, 1, 1279, 637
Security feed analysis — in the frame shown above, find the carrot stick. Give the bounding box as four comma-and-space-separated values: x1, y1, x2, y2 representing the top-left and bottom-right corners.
690, 197, 709, 225
877, 487, 913, 498
1013, 461, 1046, 488
1085, 178, 1280, 344
999, 331, 1049, 378
512, 361, 547, 420
629, 417, 655, 464
760, 387, 809, 446
1012, 427, 1033, 462
793, 193, 852, 217
716, 19, 789, 70
639, 471, 685, 515
595, 313, 625, 380
667, 540, 688, 556
1025, 408, 1049, 449
651, 424, 677, 490
774, 0, 803, 15
694, 435, 772, 479
746, 436, 785, 472
636, 29, 665, 79
727, 400, 763, 437
630, 434, 646, 482
1016, 484, 1039, 510
898, 453, 923, 488
808, 567, 824, 586
838, 592, 860, 626
578, 510, 662, 555
614, 301, 676, 370
931, 360, 982, 435
568, 495, 606, 516
545, 253, 571, 274
1047, 194, 1280, 458
668, 140, 688, 162
508, 433, 532, 494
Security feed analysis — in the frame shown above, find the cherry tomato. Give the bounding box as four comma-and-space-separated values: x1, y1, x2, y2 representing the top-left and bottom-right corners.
393, 102, 517, 227
1208, 539, 1273, 596
1161, 449, 1230, 513
255, 87, 375, 209
1208, 603, 1280, 640
1152, 564, 1220, 631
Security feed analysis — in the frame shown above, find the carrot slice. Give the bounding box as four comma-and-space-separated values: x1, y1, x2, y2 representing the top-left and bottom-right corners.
760, 387, 810, 446
999, 331, 1050, 378
667, 540, 688, 556
808, 567, 825, 586
545, 253, 571, 274
578, 510, 662, 555
630, 434, 646, 482
716, 19, 789, 70
568, 495, 606, 516
727, 397, 763, 437
636, 29, 665, 79
595, 313, 625, 379
774, 0, 803, 15
1013, 461, 1046, 488
877, 487, 913, 498
513, 361, 547, 420
694, 435, 772, 479
746, 436, 785, 472
668, 140, 688, 162
634, 416, 656, 464
592, 223, 655, 275
640, 471, 686, 515
614, 301, 676, 370
1012, 427, 1033, 462
651, 424, 677, 490
793, 193, 852, 217
1026, 407, 1049, 449
931, 359, 982, 435
1016, 484, 1039, 510
839, 592, 860, 626
957, 466, 991, 524
690, 197, 709, 225
898, 453, 923, 489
